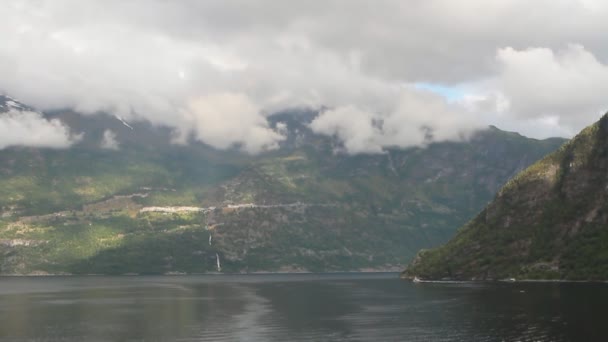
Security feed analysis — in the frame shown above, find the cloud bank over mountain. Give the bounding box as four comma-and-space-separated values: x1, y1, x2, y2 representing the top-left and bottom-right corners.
0, 110, 77, 149
1, 0, 608, 153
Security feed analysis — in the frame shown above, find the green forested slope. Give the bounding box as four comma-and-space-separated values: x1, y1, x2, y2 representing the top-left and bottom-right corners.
404, 114, 608, 281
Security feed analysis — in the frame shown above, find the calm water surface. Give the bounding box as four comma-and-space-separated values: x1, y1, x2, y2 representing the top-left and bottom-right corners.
0, 273, 606, 341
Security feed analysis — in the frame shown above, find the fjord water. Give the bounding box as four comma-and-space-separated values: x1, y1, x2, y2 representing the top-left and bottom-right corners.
0, 274, 606, 341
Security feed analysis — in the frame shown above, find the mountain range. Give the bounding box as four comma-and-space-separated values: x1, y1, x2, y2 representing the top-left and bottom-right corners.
0, 95, 565, 275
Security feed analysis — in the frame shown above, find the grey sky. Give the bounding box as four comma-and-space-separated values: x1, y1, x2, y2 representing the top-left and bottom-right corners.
1, 0, 607, 153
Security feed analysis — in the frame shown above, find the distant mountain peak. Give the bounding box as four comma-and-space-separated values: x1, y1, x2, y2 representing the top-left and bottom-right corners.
0, 95, 33, 113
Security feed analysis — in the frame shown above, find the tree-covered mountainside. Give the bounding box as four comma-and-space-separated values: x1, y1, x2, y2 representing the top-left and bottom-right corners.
0, 95, 566, 274
404, 113, 608, 281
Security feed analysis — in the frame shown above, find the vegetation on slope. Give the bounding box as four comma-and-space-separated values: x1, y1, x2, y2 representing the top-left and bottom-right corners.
404, 114, 608, 281
0, 102, 566, 274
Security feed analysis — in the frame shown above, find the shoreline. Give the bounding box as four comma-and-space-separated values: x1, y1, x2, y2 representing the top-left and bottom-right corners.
404, 278, 608, 284
0, 270, 402, 278
2, 272, 607, 283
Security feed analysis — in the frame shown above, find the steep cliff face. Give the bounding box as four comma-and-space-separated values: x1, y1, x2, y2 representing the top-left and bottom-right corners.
404, 114, 608, 281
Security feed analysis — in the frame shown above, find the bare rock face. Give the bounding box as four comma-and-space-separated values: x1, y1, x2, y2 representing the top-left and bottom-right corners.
405, 114, 608, 281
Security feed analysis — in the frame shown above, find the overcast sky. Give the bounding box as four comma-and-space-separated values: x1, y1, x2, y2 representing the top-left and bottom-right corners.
2, 0, 608, 153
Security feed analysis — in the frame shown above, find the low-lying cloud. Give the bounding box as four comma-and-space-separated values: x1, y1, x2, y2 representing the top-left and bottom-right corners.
0, 110, 77, 149
100, 130, 119, 150
310, 89, 480, 154
177, 93, 285, 154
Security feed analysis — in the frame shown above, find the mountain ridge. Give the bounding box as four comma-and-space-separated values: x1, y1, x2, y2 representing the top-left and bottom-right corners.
403, 113, 608, 281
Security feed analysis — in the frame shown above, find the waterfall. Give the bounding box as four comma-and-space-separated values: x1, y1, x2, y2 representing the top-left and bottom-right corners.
216, 253, 221, 272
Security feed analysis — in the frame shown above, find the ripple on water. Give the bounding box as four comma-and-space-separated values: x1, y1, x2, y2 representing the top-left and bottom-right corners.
0, 275, 604, 341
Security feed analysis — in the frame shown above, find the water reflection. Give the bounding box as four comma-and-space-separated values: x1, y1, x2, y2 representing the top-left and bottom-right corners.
0, 274, 606, 341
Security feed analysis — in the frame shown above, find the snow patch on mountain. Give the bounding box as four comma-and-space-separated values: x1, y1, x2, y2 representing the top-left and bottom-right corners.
114, 115, 134, 130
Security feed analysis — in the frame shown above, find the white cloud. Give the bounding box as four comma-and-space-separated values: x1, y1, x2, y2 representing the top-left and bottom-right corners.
100, 129, 119, 150
495, 45, 608, 129
0, 110, 77, 149
178, 93, 285, 154
311, 106, 383, 154
1, 1, 608, 153
275, 122, 289, 136
311, 89, 481, 154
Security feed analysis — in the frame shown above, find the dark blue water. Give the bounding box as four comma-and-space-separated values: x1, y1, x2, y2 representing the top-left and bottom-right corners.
0, 273, 606, 341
